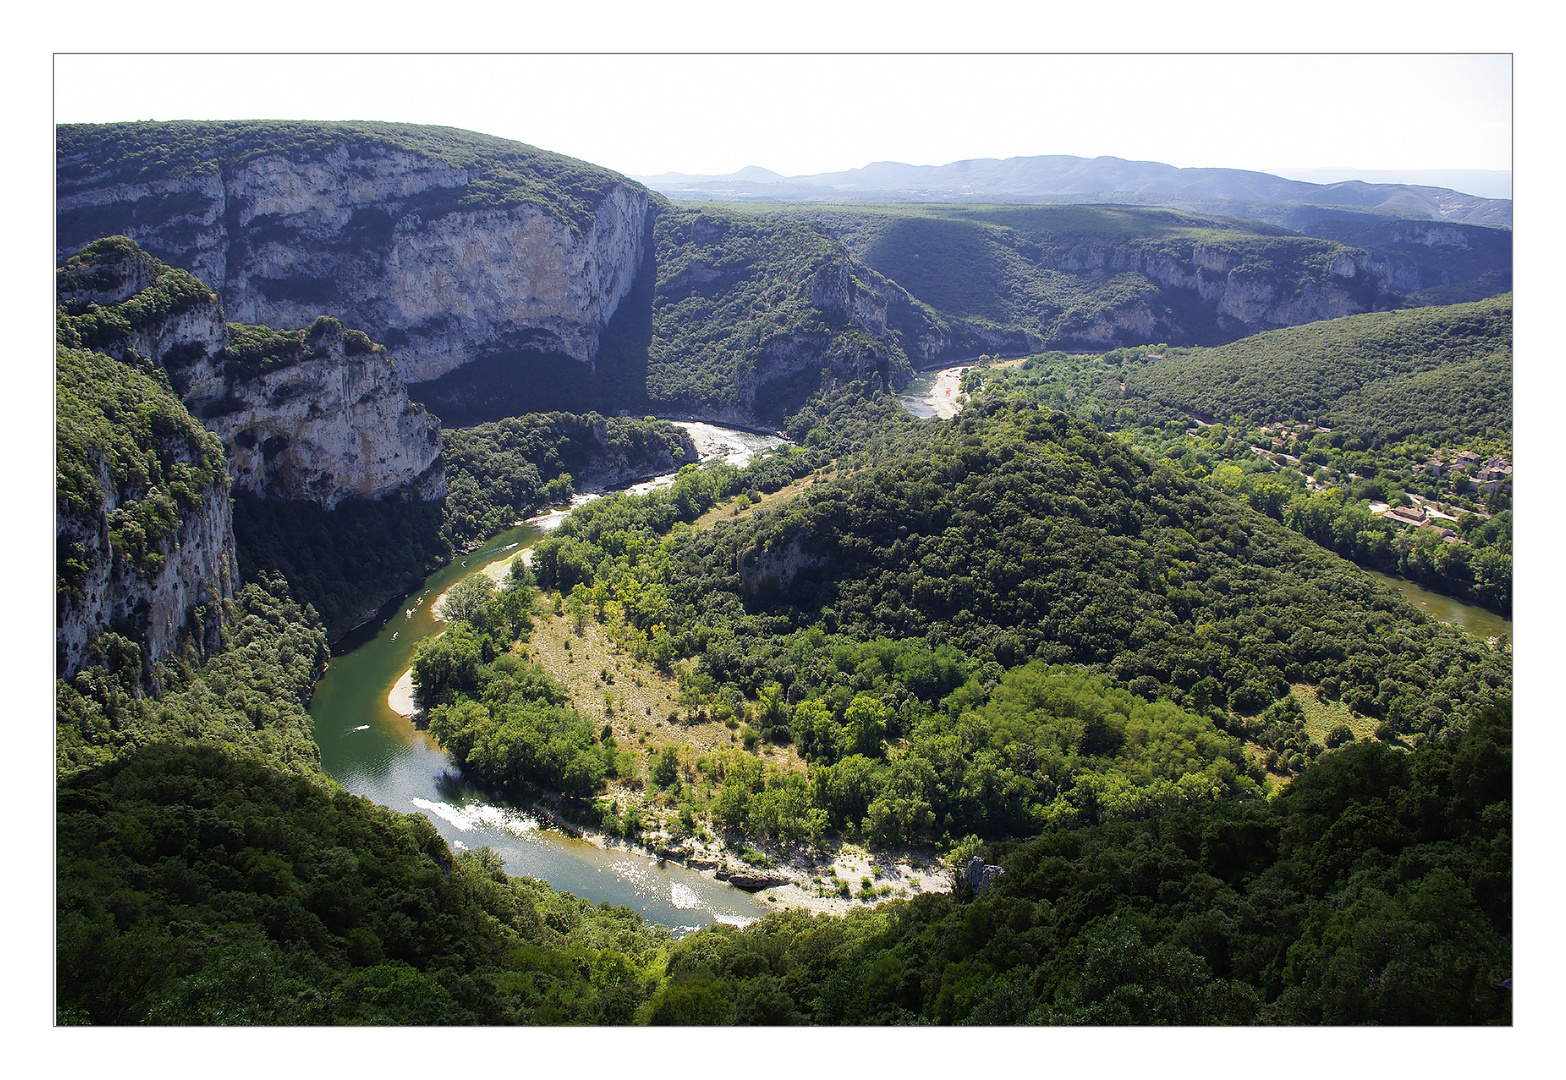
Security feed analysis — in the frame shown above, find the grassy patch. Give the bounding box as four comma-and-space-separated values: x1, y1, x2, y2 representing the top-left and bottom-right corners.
1291, 683, 1380, 745
689, 471, 825, 531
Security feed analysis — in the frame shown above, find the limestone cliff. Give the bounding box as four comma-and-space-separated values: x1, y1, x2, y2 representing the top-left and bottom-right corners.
57, 122, 652, 388
58, 124, 943, 426
175, 318, 445, 509
58, 238, 444, 510
56, 346, 240, 679
1034, 240, 1383, 347
789, 205, 1420, 359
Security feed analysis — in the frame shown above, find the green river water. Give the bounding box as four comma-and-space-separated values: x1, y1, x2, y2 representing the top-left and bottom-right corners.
308, 426, 785, 930
1365, 569, 1513, 642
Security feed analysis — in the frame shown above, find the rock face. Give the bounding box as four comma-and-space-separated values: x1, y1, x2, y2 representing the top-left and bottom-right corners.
715, 868, 793, 890
57, 470, 239, 681
173, 320, 446, 509
960, 856, 1006, 900
59, 239, 445, 510
1039, 241, 1383, 347
738, 534, 830, 598
55, 335, 241, 680
57, 237, 449, 674
58, 132, 652, 387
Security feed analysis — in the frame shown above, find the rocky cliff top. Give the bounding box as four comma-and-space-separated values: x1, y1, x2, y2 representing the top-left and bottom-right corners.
57, 120, 644, 234
58, 123, 656, 388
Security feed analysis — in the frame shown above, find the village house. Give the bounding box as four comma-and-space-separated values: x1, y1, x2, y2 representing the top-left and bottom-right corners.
1476, 457, 1512, 482
1383, 504, 1429, 529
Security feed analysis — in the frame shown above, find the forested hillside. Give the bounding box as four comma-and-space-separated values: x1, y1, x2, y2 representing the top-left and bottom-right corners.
55, 375, 1514, 1028
964, 297, 1514, 614
641, 206, 937, 420
748, 202, 1426, 356
639, 704, 1510, 1024
1119, 295, 1512, 443
442, 413, 698, 550
54, 328, 677, 1025
534, 402, 1508, 733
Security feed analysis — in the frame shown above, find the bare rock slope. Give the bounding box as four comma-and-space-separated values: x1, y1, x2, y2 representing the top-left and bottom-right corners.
57, 122, 651, 387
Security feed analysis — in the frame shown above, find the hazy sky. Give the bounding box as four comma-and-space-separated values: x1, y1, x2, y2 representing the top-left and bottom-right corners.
52, 53, 1512, 184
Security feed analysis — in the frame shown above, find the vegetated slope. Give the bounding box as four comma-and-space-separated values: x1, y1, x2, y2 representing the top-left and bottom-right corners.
55, 339, 238, 681
58, 745, 672, 1025
1123, 294, 1512, 445
442, 412, 698, 550
54, 343, 675, 1024
745, 202, 1404, 357
642, 703, 1510, 1025
56, 381, 1510, 1025
964, 298, 1514, 617
642, 206, 941, 422
537, 402, 1509, 744
56, 574, 327, 780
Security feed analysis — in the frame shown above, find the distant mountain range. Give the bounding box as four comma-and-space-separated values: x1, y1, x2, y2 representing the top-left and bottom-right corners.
633, 156, 1512, 230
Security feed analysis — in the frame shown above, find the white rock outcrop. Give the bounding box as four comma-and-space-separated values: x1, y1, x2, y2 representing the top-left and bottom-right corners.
58, 143, 652, 386
61, 242, 445, 510
174, 322, 445, 509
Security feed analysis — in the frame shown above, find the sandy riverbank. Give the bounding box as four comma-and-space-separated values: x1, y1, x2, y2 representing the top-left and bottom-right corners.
926, 366, 967, 418
431, 547, 534, 620
388, 667, 419, 719
501, 790, 953, 917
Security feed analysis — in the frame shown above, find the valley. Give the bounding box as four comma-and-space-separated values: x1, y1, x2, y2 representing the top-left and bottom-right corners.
54, 119, 1513, 1027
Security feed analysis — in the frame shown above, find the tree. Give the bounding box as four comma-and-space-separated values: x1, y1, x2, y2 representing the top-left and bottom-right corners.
757, 682, 790, 740
438, 574, 494, 627
843, 694, 891, 759
1326, 724, 1355, 749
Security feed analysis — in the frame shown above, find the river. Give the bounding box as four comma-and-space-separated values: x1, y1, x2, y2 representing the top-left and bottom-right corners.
308, 422, 785, 930
897, 365, 970, 419
1365, 569, 1513, 642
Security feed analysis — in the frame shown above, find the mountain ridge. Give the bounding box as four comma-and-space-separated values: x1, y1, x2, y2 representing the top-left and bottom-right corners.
634, 154, 1511, 230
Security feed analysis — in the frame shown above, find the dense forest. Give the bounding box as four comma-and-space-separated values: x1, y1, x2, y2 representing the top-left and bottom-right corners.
441, 412, 696, 551
642, 205, 930, 419
965, 295, 1511, 445
532, 403, 1508, 729
641, 703, 1510, 1024
964, 297, 1513, 614
1118, 295, 1512, 443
